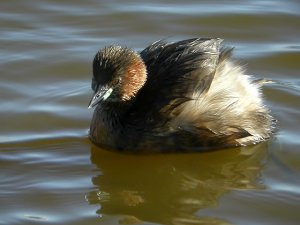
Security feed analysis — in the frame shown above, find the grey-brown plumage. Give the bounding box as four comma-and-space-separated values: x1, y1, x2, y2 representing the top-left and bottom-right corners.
89, 38, 275, 152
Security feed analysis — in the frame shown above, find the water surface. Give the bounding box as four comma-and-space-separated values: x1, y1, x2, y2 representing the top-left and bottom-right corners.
1, 1, 300, 224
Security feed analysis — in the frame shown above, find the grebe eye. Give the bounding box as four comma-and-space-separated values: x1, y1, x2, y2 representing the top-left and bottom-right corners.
112, 77, 121, 86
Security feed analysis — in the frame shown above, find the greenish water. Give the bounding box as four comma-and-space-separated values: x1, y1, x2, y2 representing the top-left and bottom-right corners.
1, 1, 300, 224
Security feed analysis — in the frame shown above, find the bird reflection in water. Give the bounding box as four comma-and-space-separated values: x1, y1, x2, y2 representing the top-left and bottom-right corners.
86, 143, 268, 225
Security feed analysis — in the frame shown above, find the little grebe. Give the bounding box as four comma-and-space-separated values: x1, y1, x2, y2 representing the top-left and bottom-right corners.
88, 38, 275, 152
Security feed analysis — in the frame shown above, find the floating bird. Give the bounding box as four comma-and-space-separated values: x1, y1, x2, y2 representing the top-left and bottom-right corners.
88, 38, 275, 152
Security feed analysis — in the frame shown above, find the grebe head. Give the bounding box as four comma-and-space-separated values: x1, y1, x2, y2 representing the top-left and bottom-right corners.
88, 46, 147, 108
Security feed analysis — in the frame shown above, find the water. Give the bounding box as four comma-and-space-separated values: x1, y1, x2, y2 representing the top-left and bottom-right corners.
1, 1, 300, 224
